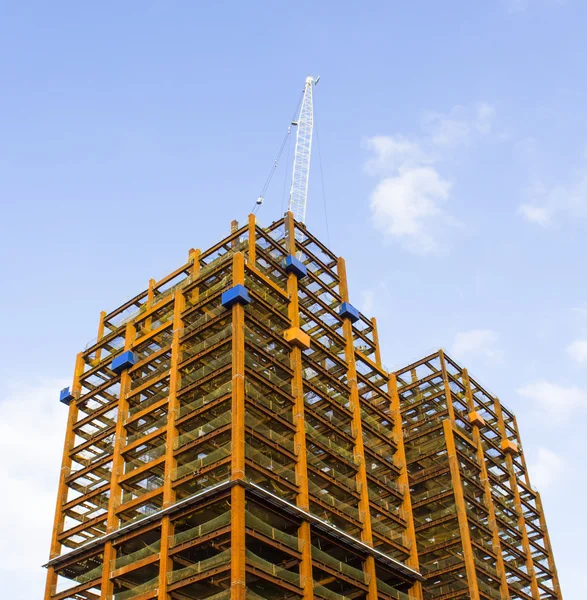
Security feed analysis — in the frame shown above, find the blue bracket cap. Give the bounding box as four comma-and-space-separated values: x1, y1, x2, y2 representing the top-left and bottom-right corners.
283, 255, 307, 279
221, 284, 251, 309
60, 387, 75, 405
111, 350, 137, 375
339, 302, 360, 323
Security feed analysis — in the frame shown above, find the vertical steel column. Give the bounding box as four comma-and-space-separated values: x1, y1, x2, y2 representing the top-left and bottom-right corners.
100, 321, 136, 600
337, 257, 378, 600
44, 351, 84, 599
248, 214, 256, 264
513, 413, 561, 597
371, 317, 383, 369
494, 399, 541, 600
438, 350, 480, 600
462, 369, 510, 600
231, 251, 246, 600
534, 492, 562, 597
285, 213, 314, 600
157, 289, 185, 599
389, 373, 423, 600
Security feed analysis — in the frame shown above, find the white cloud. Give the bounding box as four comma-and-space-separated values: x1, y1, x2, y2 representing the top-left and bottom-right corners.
365, 102, 495, 253
517, 380, 587, 424
452, 329, 501, 361
0, 379, 68, 598
518, 203, 552, 226
567, 339, 587, 365
518, 155, 587, 226
370, 166, 452, 254
422, 103, 496, 148
528, 447, 566, 489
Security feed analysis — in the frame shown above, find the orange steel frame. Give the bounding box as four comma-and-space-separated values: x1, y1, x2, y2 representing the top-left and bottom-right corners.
395, 350, 562, 600
45, 213, 423, 600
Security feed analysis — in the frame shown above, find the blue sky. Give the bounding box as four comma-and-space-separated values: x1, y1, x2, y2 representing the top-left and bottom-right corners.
0, 1, 585, 597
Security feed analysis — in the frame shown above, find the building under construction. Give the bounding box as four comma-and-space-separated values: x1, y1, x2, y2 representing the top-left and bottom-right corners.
44, 78, 562, 600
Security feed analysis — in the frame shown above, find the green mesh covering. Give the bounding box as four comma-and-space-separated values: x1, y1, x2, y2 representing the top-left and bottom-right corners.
124, 442, 166, 473
313, 583, 352, 600
412, 503, 456, 525
170, 511, 231, 547
179, 354, 232, 390
477, 579, 502, 600
178, 381, 232, 418
181, 305, 226, 338
182, 324, 232, 361
376, 577, 412, 600
305, 422, 355, 463
245, 382, 293, 423
306, 451, 357, 491
127, 415, 168, 445
172, 442, 232, 481
245, 592, 271, 600
245, 355, 291, 390
113, 539, 161, 570
360, 408, 395, 440
201, 591, 231, 600
303, 374, 350, 410
74, 563, 103, 584
130, 358, 171, 391
245, 550, 300, 587
245, 443, 297, 483
370, 516, 405, 543
246, 278, 289, 315
175, 412, 232, 449
114, 576, 158, 600
167, 549, 231, 584
128, 386, 170, 417
245, 413, 295, 453
311, 545, 368, 583
244, 326, 290, 366
307, 479, 361, 522
245, 510, 300, 550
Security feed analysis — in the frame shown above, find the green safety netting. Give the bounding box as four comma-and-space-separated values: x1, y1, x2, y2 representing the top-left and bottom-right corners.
245, 549, 300, 587
167, 549, 231, 585
311, 545, 368, 583
114, 576, 158, 600
170, 511, 231, 547
172, 442, 232, 481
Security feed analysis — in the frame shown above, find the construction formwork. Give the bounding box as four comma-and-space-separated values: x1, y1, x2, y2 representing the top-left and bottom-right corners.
394, 350, 562, 600
45, 213, 423, 600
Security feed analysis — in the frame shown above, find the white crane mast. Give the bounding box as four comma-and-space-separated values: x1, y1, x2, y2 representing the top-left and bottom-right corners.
288, 76, 319, 224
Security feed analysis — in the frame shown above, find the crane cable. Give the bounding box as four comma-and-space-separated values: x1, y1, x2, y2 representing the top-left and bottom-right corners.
252, 90, 304, 216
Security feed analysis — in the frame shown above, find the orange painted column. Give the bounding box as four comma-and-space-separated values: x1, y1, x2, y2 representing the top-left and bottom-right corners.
158, 289, 185, 599
337, 257, 378, 600
494, 399, 541, 600
44, 352, 84, 599
100, 321, 136, 600
231, 251, 246, 600
462, 368, 510, 600
438, 350, 480, 600
285, 212, 314, 600
389, 373, 423, 600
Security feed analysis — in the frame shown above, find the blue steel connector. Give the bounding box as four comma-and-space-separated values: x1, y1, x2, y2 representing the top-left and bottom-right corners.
221, 284, 251, 309
283, 255, 308, 279
339, 302, 360, 323
111, 350, 137, 375
59, 387, 75, 405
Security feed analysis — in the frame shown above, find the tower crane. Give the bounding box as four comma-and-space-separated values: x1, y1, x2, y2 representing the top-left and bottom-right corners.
288, 75, 320, 224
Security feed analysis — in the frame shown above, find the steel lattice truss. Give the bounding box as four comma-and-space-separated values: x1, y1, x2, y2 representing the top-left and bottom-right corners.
44, 215, 562, 600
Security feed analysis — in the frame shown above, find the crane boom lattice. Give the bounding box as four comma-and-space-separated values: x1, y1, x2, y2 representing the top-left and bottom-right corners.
288, 75, 318, 224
